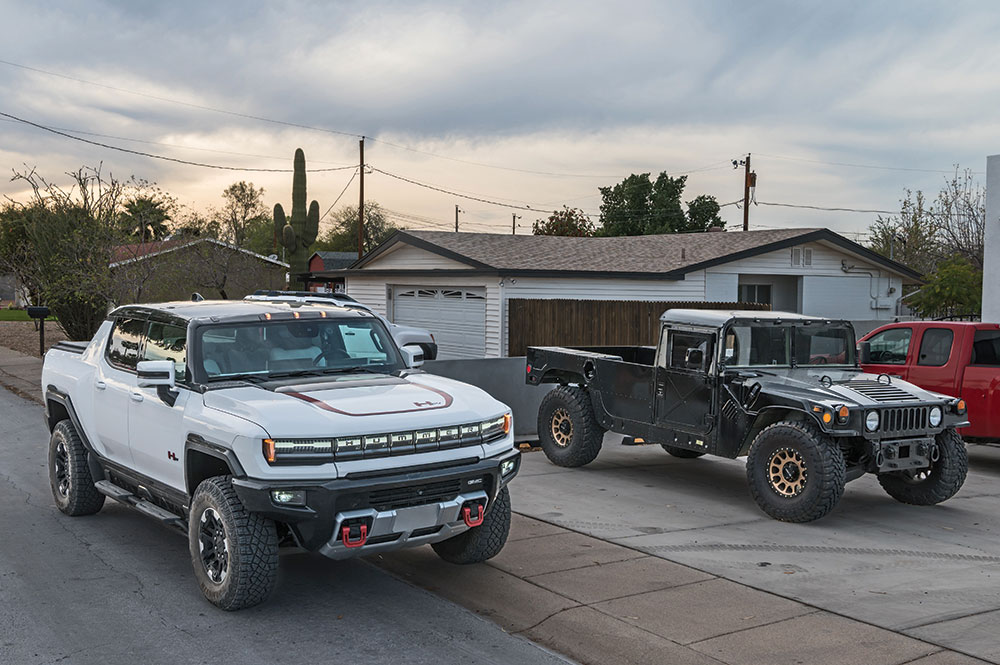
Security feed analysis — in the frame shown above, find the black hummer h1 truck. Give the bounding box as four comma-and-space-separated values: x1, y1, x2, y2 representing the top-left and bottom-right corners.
526, 310, 970, 522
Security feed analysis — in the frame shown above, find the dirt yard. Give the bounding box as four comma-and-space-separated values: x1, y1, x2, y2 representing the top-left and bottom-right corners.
0, 322, 68, 357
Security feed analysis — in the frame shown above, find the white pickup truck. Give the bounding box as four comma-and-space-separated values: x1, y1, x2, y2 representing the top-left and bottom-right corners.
42, 299, 519, 610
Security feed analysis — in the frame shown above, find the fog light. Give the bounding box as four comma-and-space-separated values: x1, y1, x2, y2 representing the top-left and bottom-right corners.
929, 406, 942, 427
501, 459, 516, 476
271, 490, 306, 506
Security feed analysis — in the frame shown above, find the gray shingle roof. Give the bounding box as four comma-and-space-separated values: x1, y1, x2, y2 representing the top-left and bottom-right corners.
397, 228, 821, 274
314, 251, 358, 271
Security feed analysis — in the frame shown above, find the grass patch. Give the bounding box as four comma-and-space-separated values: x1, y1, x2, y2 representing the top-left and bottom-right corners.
0, 310, 57, 321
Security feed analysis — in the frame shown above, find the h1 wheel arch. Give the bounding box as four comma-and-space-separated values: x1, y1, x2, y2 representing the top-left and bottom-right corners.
740, 406, 816, 456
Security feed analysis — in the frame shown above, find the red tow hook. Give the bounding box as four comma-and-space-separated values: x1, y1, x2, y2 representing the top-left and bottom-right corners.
341, 524, 368, 548
462, 504, 485, 528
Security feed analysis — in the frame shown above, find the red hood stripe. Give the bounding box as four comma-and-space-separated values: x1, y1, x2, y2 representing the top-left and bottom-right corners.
283, 382, 454, 416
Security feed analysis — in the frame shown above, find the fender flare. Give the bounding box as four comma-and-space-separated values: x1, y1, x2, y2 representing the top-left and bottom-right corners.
44, 386, 106, 481
184, 434, 247, 482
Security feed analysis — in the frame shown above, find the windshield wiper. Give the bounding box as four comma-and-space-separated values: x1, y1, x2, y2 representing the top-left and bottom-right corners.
266, 369, 328, 379
319, 366, 388, 375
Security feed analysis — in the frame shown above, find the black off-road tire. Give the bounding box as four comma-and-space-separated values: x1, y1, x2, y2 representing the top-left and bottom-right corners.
188, 476, 279, 611
48, 420, 105, 516
746, 421, 846, 523
660, 444, 706, 459
537, 386, 604, 467
878, 428, 968, 505
432, 486, 511, 564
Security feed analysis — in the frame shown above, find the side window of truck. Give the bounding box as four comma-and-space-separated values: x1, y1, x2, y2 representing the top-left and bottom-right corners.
971, 330, 1000, 366
867, 328, 911, 364
144, 320, 188, 382
917, 328, 953, 366
667, 331, 713, 373
106, 317, 147, 371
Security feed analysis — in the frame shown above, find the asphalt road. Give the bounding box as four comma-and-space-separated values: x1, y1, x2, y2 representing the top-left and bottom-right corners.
516, 434, 1000, 663
0, 388, 570, 665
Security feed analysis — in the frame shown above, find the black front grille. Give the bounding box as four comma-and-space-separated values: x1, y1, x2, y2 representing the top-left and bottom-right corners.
369, 479, 463, 511
882, 406, 928, 433
845, 380, 919, 403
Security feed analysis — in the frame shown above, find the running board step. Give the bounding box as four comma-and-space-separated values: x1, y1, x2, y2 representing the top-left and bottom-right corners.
95, 480, 133, 500
133, 500, 183, 525
94, 480, 184, 526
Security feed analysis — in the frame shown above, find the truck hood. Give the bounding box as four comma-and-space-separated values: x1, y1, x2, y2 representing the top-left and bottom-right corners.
201, 371, 506, 437
747, 368, 950, 406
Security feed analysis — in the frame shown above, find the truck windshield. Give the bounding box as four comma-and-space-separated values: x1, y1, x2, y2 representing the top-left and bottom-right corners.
723, 324, 855, 367
197, 318, 403, 380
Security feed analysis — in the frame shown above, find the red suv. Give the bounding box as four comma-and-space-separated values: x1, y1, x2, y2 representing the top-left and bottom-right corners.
859, 321, 1000, 441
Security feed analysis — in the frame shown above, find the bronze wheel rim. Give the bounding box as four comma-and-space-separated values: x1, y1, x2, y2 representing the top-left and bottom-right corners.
768, 447, 807, 497
551, 408, 573, 447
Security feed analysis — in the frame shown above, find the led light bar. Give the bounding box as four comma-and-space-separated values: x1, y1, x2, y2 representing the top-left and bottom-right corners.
262, 413, 511, 465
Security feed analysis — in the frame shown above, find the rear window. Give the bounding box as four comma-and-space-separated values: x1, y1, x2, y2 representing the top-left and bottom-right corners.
971, 330, 1000, 366
917, 328, 954, 366
867, 327, 911, 364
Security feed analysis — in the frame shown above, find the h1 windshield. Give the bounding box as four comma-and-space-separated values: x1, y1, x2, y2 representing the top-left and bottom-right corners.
197, 318, 402, 380
723, 323, 855, 368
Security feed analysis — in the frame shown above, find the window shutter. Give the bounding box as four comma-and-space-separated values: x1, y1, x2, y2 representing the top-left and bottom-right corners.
791, 248, 802, 266
803, 248, 813, 266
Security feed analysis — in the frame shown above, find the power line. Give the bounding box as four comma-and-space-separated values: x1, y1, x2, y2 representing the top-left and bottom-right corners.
371, 167, 541, 212
319, 168, 359, 222
0, 116, 354, 165
0, 111, 356, 172
755, 152, 982, 175
756, 200, 897, 215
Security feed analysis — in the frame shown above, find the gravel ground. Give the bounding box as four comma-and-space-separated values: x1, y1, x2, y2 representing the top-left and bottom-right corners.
0, 321, 68, 357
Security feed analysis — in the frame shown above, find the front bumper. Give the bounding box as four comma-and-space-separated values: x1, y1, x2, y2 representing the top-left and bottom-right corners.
232, 449, 520, 554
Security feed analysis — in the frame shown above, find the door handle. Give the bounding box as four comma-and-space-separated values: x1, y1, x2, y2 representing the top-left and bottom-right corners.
130, 391, 144, 403
95, 380, 107, 390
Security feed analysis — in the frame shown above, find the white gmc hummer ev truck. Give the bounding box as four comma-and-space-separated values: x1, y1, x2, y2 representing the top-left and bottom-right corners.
42, 299, 519, 610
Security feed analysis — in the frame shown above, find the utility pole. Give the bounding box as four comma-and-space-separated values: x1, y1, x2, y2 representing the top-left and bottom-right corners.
455, 204, 461, 232
358, 137, 365, 259
743, 153, 751, 232
512, 213, 521, 235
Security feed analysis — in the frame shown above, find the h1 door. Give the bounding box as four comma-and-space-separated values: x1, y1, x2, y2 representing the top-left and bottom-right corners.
127, 319, 190, 492
655, 329, 715, 434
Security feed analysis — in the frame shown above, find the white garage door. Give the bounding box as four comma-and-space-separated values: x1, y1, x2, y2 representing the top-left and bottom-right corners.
391, 287, 487, 359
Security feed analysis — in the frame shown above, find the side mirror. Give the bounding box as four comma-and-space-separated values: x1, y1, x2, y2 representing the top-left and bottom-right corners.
858, 341, 871, 365
400, 345, 424, 369
137, 360, 176, 388
685, 348, 704, 368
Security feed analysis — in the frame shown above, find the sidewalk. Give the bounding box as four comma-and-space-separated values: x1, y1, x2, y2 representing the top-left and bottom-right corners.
0, 345, 44, 404
0, 344, 987, 665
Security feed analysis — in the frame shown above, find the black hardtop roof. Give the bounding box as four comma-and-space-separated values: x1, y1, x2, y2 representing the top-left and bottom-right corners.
661, 309, 850, 328
111, 299, 374, 323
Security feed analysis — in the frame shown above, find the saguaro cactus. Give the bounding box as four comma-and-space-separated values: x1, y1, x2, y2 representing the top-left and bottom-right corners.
274, 148, 320, 286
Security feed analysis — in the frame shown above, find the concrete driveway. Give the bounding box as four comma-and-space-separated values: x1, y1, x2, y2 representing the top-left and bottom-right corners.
514, 435, 1000, 663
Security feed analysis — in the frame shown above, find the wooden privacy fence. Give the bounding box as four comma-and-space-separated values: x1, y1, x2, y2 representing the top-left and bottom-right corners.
507, 299, 771, 356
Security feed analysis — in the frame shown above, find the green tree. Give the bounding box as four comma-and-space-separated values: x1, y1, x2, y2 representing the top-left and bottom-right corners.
907, 257, 982, 318
120, 190, 175, 242
598, 172, 724, 236
219, 181, 271, 252
532, 206, 595, 236
316, 202, 399, 255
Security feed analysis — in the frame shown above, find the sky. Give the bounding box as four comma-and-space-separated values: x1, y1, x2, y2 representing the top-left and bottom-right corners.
2, 0, 999, 240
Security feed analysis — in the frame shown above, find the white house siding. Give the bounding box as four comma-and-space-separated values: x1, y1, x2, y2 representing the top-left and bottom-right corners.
346, 273, 503, 358
361, 244, 471, 269
705, 241, 903, 320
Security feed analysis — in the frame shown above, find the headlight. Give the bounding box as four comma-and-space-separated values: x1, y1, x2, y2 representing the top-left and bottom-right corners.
501, 458, 517, 476
865, 411, 880, 432
481, 413, 512, 442
929, 406, 942, 427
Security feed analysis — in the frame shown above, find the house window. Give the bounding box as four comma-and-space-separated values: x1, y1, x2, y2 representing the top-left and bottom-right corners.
791, 247, 812, 267
739, 284, 772, 305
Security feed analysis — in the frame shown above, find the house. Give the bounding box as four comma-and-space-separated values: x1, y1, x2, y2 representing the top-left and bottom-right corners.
315, 228, 921, 359
303, 251, 357, 293
110, 237, 289, 303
